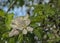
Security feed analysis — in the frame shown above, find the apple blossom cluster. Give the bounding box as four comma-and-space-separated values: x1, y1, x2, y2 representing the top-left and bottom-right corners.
9, 14, 33, 37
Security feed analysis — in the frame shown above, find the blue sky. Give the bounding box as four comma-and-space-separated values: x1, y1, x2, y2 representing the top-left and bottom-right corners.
2, 0, 50, 17
3, 5, 27, 17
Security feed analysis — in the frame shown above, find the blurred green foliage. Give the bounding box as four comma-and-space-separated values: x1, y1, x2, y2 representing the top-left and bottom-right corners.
0, 0, 60, 43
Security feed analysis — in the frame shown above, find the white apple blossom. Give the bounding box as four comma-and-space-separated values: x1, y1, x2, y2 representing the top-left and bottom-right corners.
9, 29, 19, 37
27, 27, 33, 32
22, 29, 27, 34
9, 14, 33, 37
50, 28, 53, 30
53, 25, 56, 28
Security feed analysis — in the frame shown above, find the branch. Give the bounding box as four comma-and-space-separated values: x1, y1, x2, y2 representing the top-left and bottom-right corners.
7, 0, 17, 13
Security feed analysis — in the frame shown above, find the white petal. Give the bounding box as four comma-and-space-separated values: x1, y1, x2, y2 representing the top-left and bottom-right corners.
25, 19, 31, 26
18, 21, 26, 27
17, 27, 23, 31
10, 24, 17, 28
24, 14, 29, 20
53, 25, 56, 28
27, 27, 33, 32
36, 23, 41, 26
22, 29, 27, 34
11, 25, 22, 30
11, 23, 24, 30
13, 17, 24, 26
12, 20, 18, 25
9, 29, 19, 37
15, 17, 24, 21
50, 28, 53, 30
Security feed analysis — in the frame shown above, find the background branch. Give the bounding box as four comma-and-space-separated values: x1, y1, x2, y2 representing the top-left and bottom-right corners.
7, 0, 17, 13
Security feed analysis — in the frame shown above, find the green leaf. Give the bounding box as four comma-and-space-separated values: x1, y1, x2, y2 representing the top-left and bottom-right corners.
30, 23, 38, 28
47, 33, 55, 40
18, 34, 23, 43
0, 10, 5, 17
48, 41, 54, 43
0, 40, 5, 43
0, 17, 6, 32
2, 32, 9, 39
8, 37, 16, 43
25, 33, 34, 43
55, 37, 60, 42
5, 13, 14, 30
0, 10, 6, 32
18, 0, 24, 6
33, 28, 43, 40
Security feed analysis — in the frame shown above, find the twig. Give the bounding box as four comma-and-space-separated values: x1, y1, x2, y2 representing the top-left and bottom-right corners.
7, 0, 17, 13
